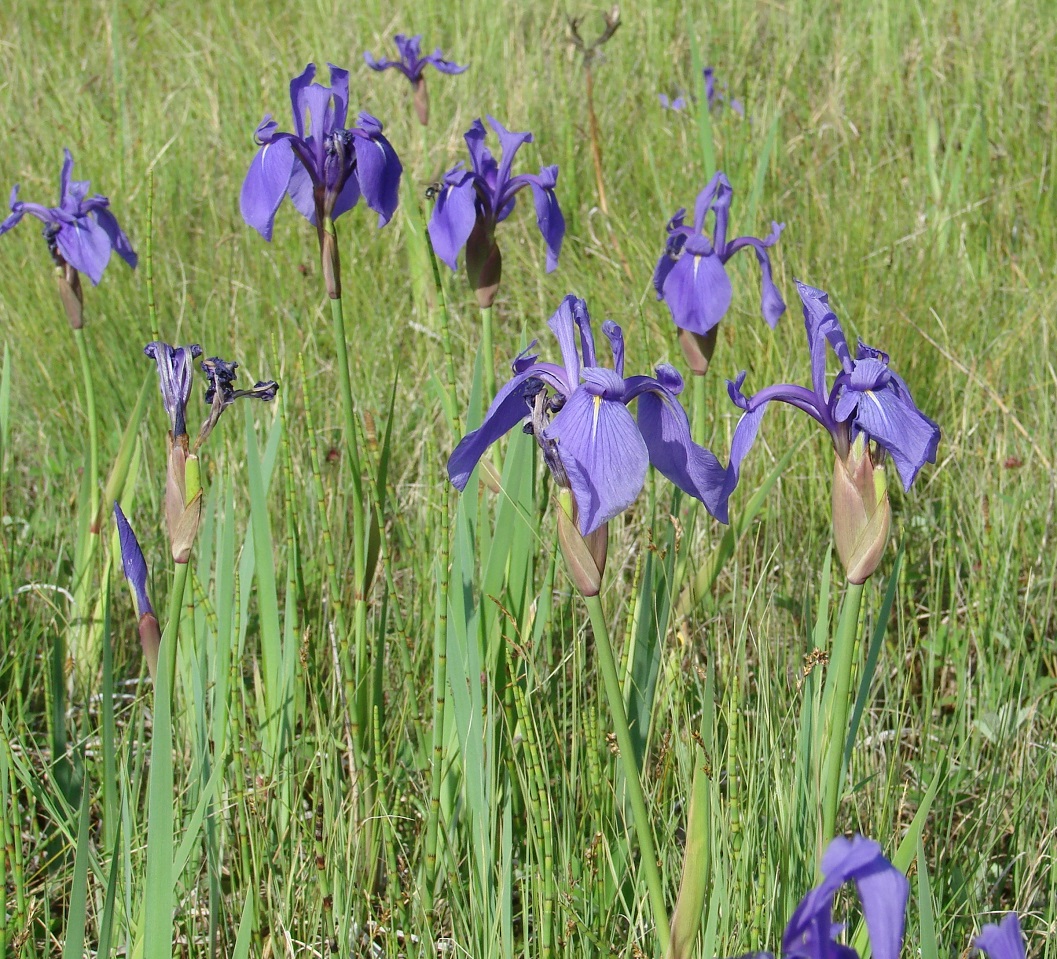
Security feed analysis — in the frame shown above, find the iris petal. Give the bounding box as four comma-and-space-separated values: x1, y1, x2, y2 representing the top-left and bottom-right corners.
428, 177, 478, 271
543, 387, 648, 536
660, 249, 733, 335
241, 139, 296, 240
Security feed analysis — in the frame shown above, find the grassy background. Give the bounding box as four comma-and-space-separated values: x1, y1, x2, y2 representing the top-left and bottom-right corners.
0, 0, 1054, 955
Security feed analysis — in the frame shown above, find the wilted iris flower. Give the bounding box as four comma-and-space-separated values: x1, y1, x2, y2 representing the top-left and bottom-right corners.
240, 63, 402, 273
145, 342, 277, 563
975, 914, 1026, 959
364, 33, 467, 125
654, 171, 784, 373
0, 149, 137, 327
726, 280, 940, 582
449, 294, 728, 548
113, 502, 161, 679
428, 116, 564, 307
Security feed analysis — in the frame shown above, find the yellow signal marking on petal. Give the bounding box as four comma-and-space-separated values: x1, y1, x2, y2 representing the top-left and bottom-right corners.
591, 394, 602, 443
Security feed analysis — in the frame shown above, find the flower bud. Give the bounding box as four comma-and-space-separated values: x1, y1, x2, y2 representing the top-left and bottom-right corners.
413, 77, 429, 126
139, 612, 161, 681
465, 219, 502, 308
165, 434, 203, 564
56, 262, 84, 330
832, 436, 891, 584
557, 488, 608, 597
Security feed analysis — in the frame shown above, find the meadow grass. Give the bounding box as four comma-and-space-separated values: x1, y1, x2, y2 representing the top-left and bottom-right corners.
0, 0, 1054, 956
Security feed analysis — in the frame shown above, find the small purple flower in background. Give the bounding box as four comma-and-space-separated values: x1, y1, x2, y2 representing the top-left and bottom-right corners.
975, 914, 1026, 959
703, 67, 744, 116
726, 280, 940, 582
240, 63, 403, 243
114, 502, 161, 679
654, 171, 784, 374
448, 294, 728, 537
0, 149, 138, 284
658, 93, 687, 112
428, 116, 564, 307
364, 33, 467, 125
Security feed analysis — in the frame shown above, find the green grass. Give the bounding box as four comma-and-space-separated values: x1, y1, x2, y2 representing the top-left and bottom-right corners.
0, 0, 1055, 956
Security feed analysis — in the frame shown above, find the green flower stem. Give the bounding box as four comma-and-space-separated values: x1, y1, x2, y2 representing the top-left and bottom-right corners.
327, 283, 369, 762
585, 593, 671, 954
820, 579, 865, 841
162, 561, 190, 703
691, 373, 707, 447
479, 304, 496, 410
423, 484, 453, 915
72, 327, 99, 534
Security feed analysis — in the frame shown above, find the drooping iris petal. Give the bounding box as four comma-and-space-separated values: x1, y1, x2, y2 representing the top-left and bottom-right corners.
974, 914, 1026, 959
241, 139, 297, 240
55, 216, 114, 285
725, 222, 786, 328
782, 836, 907, 959
92, 208, 138, 269
428, 175, 478, 271
527, 167, 564, 272
447, 370, 541, 490
630, 368, 731, 523
543, 374, 649, 536
660, 242, 733, 336
352, 121, 403, 225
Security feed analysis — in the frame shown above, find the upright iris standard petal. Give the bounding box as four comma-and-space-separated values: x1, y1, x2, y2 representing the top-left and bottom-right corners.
113, 502, 153, 618
0, 150, 136, 285
974, 915, 1026, 959
655, 170, 784, 341
240, 63, 403, 239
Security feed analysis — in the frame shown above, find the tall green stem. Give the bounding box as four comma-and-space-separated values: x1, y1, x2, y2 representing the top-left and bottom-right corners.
585, 593, 671, 954
479, 304, 496, 408
72, 327, 99, 533
327, 288, 369, 760
820, 580, 865, 841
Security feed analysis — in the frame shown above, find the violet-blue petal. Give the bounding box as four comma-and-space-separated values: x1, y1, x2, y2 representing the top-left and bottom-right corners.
424, 49, 469, 74
93, 207, 138, 269
660, 244, 733, 335
543, 376, 648, 536
352, 121, 402, 226
114, 502, 153, 617
725, 222, 786, 327
974, 915, 1026, 959
447, 370, 539, 489
487, 115, 533, 201
428, 175, 478, 271
288, 63, 317, 140
527, 165, 564, 272
363, 50, 394, 72
241, 139, 296, 240
631, 372, 730, 522
547, 294, 583, 389
56, 216, 114, 285
837, 382, 940, 490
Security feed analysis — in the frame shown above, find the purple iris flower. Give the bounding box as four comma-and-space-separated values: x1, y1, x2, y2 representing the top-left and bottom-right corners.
658, 93, 688, 111
703, 67, 745, 116
114, 502, 153, 619
654, 171, 785, 343
726, 280, 940, 496
782, 835, 908, 959
974, 914, 1026, 959
240, 63, 403, 241
0, 149, 137, 285
144, 342, 203, 440
428, 116, 564, 305
364, 33, 467, 83
447, 294, 729, 534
